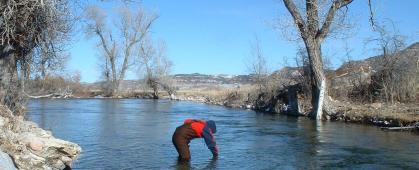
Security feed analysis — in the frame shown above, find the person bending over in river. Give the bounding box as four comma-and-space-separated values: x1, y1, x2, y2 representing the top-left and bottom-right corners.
172, 119, 218, 161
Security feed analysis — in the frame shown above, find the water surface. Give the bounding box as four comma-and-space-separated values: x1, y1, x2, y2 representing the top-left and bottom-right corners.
27, 99, 419, 169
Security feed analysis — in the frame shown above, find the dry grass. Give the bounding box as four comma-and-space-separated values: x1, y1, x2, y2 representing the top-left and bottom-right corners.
337, 102, 419, 126
176, 85, 256, 102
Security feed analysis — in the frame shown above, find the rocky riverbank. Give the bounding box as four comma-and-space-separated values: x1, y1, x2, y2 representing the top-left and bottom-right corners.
36, 90, 419, 131
172, 93, 419, 131
0, 105, 81, 170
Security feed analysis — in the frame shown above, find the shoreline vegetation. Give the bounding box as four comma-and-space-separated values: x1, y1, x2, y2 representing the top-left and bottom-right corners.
24, 42, 418, 132
32, 88, 419, 131
24, 42, 419, 132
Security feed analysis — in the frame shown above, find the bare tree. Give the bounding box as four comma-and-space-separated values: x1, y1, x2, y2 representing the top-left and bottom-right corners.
152, 41, 176, 99
282, 0, 354, 119
367, 21, 417, 103
247, 36, 269, 92
0, 0, 73, 114
294, 46, 312, 98
35, 45, 68, 80
137, 39, 174, 99
85, 5, 157, 96
85, 6, 118, 96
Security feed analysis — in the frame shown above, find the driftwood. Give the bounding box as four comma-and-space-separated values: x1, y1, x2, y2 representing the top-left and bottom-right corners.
381, 122, 419, 131
25, 93, 54, 99
24, 88, 73, 99
26, 93, 73, 99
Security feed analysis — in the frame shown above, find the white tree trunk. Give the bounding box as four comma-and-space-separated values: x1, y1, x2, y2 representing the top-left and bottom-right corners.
316, 79, 326, 120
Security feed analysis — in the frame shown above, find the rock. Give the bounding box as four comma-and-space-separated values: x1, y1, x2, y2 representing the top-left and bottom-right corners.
29, 140, 44, 151
170, 94, 176, 100
60, 156, 72, 164
94, 95, 104, 98
0, 116, 5, 127
371, 103, 382, 109
52, 159, 65, 169
0, 105, 81, 170
0, 151, 18, 170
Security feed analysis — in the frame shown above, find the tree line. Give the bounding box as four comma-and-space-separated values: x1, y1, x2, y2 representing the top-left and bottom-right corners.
0, 0, 417, 120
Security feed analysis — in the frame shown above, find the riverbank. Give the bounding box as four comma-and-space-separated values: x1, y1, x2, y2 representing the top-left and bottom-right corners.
65, 88, 419, 131
174, 92, 419, 129
0, 105, 81, 169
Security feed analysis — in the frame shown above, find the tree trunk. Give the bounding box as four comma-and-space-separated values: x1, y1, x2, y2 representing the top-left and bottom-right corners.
19, 61, 25, 93
149, 79, 159, 99
116, 53, 130, 97
0, 51, 22, 114
304, 38, 327, 120
152, 85, 159, 99
40, 59, 46, 90
282, 0, 354, 120
110, 56, 118, 96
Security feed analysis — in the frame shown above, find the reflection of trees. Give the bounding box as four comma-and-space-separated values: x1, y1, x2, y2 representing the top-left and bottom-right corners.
39, 100, 47, 129
97, 99, 122, 166
135, 100, 176, 165
251, 113, 322, 169
287, 116, 321, 169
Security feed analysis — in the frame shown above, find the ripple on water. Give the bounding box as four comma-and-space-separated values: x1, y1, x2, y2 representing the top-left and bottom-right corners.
26, 99, 419, 169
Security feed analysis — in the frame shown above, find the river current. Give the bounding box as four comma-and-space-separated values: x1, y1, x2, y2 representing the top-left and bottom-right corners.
27, 99, 419, 169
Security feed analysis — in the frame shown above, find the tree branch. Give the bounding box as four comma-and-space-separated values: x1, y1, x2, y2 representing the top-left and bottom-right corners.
316, 0, 353, 42
306, 0, 319, 36
368, 0, 376, 30
283, 0, 308, 39
96, 28, 113, 58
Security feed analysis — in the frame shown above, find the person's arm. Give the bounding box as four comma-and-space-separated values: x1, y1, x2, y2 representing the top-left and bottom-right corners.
202, 126, 218, 157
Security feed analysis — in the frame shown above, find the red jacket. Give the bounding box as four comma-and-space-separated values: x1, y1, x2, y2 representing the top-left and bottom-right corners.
183, 119, 218, 156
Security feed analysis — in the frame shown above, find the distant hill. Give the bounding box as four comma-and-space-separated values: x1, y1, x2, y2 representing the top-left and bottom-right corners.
333, 42, 419, 87
173, 73, 254, 86
85, 42, 418, 91
85, 74, 256, 91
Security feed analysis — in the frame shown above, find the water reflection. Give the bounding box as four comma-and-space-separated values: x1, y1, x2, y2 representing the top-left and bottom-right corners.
174, 158, 218, 170
174, 160, 190, 170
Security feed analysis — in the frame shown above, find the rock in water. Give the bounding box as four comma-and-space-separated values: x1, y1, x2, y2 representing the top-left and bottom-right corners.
0, 151, 18, 170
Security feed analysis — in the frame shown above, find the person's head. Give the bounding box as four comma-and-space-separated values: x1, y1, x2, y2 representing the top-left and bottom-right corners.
206, 120, 217, 133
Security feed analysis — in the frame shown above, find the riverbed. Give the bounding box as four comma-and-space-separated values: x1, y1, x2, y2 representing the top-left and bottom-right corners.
26, 99, 419, 169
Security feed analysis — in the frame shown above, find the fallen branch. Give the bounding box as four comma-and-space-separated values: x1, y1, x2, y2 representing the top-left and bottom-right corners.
24, 90, 73, 99
24, 92, 55, 99
381, 122, 419, 131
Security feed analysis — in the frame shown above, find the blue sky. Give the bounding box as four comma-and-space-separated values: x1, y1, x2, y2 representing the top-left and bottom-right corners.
68, 0, 419, 83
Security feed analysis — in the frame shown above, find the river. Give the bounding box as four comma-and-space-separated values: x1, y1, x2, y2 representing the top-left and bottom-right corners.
26, 99, 419, 169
